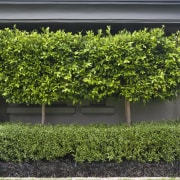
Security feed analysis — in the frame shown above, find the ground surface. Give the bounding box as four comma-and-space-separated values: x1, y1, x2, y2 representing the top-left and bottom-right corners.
0, 159, 179, 177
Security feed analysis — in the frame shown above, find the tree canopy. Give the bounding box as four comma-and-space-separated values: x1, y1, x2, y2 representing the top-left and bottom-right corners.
0, 27, 179, 124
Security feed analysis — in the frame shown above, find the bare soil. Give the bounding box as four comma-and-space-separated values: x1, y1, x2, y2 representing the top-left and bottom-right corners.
0, 159, 179, 177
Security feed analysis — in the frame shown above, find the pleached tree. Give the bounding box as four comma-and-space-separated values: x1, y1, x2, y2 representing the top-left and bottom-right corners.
110, 28, 180, 125
0, 28, 82, 124
78, 27, 180, 125
0, 27, 180, 125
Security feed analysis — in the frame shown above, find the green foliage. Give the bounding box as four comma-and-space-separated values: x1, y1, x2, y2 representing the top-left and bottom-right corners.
0, 27, 180, 107
0, 28, 82, 105
0, 122, 179, 163
75, 28, 120, 102
0, 123, 75, 162
76, 27, 180, 103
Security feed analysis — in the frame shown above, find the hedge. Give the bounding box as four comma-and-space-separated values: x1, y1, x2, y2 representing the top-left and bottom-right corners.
0, 27, 180, 104
0, 27, 180, 124
0, 122, 179, 163
0, 28, 83, 105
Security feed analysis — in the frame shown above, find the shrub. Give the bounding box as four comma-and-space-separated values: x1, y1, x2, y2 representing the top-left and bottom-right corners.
0, 122, 179, 163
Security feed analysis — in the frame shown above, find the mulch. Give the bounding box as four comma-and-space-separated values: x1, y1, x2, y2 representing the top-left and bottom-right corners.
0, 159, 179, 177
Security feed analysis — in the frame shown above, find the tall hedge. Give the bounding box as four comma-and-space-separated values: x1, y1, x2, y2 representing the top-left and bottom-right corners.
0, 27, 180, 124
0, 28, 82, 124
78, 27, 180, 124
109, 28, 180, 124
75, 28, 120, 102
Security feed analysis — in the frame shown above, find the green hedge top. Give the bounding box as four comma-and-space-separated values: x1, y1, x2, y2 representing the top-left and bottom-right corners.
0, 122, 179, 163
0, 27, 180, 105
0, 28, 83, 105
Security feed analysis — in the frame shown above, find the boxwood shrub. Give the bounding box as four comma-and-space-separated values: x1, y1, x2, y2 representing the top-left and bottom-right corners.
0, 122, 179, 163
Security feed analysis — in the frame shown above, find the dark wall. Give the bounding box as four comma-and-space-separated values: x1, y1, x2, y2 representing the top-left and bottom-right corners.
0, 22, 179, 35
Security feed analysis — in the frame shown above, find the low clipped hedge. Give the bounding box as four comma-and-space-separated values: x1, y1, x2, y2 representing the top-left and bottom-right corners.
0, 122, 180, 163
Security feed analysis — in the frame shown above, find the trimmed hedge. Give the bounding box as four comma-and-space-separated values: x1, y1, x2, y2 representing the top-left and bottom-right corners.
0, 28, 82, 105
0, 122, 179, 163
0, 27, 180, 105
0, 27, 180, 124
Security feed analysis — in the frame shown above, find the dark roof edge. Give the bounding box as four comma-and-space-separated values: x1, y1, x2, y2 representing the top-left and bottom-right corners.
0, 1, 180, 4
0, 3, 179, 23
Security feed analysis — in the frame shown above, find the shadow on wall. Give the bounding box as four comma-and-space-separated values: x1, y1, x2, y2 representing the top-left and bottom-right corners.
0, 97, 8, 123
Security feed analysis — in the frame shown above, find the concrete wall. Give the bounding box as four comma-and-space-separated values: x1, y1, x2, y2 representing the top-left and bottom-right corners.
3, 97, 179, 125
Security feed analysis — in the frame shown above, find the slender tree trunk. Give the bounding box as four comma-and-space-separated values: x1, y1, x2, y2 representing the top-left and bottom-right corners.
125, 99, 131, 126
176, 31, 179, 47
42, 104, 45, 125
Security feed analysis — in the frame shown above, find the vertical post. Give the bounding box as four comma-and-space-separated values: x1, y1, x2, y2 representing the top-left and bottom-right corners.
42, 104, 45, 125
125, 99, 131, 126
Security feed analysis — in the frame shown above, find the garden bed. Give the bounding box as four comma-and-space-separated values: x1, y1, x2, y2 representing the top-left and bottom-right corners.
0, 159, 179, 177
0, 122, 179, 177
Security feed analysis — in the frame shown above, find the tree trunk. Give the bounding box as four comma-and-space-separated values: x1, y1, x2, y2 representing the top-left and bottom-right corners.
41, 104, 45, 125
125, 99, 131, 126
176, 31, 179, 47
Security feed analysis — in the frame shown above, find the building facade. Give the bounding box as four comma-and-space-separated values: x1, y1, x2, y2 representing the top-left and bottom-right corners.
0, 0, 180, 124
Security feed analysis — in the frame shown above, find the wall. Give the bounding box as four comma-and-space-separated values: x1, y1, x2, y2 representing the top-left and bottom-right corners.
3, 97, 179, 124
